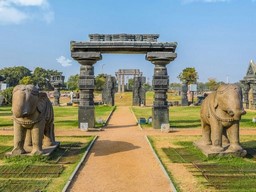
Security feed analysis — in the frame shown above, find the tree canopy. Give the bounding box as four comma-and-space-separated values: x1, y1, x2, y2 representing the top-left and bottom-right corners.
178, 67, 199, 84
0, 66, 31, 87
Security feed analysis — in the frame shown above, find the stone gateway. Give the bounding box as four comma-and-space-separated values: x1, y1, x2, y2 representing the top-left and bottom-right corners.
71, 33, 177, 129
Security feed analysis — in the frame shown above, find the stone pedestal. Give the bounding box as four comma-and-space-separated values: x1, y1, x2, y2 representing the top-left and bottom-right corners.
146, 52, 177, 129
71, 52, 102, 128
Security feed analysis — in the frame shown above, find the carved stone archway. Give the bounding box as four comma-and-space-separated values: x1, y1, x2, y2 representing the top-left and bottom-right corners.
71, 34, 177, 129
241, 60, 256, 109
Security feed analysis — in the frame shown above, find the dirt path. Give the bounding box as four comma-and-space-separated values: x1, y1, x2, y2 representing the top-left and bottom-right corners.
68, 106, 173, 192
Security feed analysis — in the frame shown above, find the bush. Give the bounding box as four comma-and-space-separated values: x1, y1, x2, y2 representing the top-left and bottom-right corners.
0, 87, 14, 105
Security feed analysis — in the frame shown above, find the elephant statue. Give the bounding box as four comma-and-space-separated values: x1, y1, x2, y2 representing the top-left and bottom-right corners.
200, 84, 246, 155
11, 85, 56, 155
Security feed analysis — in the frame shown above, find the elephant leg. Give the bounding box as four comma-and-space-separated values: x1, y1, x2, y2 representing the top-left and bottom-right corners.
43, 124, 54, 147
210, 121, 224, 152
24, 129, 32, 148
31, 122, 44, 155
11, 122, 26, 155
201, 121, 211, 145
226, 123, 243, 152
222, 128, 230, 145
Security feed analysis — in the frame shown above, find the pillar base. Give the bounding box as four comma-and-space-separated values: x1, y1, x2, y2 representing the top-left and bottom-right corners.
78, 106, 95, 128
152, 107, 169, 129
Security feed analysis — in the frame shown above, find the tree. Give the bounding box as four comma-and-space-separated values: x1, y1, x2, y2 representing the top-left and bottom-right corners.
95, 74, 106, 91
205, 78, 219, 91
19, 76, 33, 85
32, 67, 63, 90
128, 78, 134, 90
0, 66, 31, 87
67, 74, 79, 91
178, 67, 199, 84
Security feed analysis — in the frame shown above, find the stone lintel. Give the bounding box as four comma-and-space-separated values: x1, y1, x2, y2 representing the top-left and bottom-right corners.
146, 52, 177, 64
89, 34, 160, 42
70, 41, 177, 54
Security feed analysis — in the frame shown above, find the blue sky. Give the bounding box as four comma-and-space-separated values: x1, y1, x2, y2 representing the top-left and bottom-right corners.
0, 0, 256, 83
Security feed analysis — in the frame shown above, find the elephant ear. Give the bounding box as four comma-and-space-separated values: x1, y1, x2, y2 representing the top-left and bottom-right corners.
37, 92, 47, 113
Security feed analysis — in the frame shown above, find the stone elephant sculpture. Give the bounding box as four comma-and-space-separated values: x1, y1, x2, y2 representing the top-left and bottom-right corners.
11, 85, 55, 155
200, 84, 246, 155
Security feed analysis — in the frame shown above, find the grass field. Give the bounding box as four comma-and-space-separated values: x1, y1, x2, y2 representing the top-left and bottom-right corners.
148, 135, 256, 192
0, 135, 95, 192
0, 105, 115, 130
132, 106, 256, 129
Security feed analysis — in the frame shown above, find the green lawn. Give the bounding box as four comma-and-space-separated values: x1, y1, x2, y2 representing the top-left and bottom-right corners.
0, 105, 115, 130
0, 135, 95, 192
149, 135, 256, 192
132, 106, 256, 129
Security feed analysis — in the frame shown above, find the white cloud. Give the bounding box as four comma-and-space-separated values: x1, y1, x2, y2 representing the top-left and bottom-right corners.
56, 56, 73, 67
0, 0, 54, 25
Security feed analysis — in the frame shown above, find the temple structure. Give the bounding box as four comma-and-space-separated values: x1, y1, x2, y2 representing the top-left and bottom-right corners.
241, 60, 256, 109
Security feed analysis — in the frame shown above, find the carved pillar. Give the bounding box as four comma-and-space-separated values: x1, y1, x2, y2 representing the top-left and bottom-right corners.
252, 83, 256, 110
71, 52, 102, 128
103, 75, 116, 106
117, 73, 121, 93
146, 52, 177, 129
133, 77, 140, 106
121, 74, 125, 92
181, 80, 188, 106
53, 87, 60, 106
242, 82, 250, 109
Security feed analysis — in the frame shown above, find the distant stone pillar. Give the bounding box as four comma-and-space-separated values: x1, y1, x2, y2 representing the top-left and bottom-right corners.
53, 87, 60, 106
252, 83, 256, 110
243, 82, 250, 109
133, 77, 140, 106
102, 75, 116, 106
133, 76, 146, 106
146, 52, 177, 129
117, 73, 121, 93
181, 81, 188, 106
71, 52, 102, 128
121, 74, 125, 92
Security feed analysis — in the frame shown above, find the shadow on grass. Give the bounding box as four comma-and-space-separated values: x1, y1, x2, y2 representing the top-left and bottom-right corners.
170, 119, 201, 128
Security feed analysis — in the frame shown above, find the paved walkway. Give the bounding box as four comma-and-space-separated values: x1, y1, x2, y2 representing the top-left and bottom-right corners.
69, 106, 172, 192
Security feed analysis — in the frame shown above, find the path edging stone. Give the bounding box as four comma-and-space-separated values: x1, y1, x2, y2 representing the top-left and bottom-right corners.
145, 136, 177, 192
62, 135, 98, 192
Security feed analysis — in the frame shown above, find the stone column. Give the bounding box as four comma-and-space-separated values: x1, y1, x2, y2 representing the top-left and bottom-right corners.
117, 73, 121, 93
243, 82, 250, 109
133, 77, 140, 106
71, 52, 102, 128
181, 80, 188, 106
252, 83, 256, 110
53, 87, 60, 106
146, 52, 177, 129
121, 74, 125, 92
